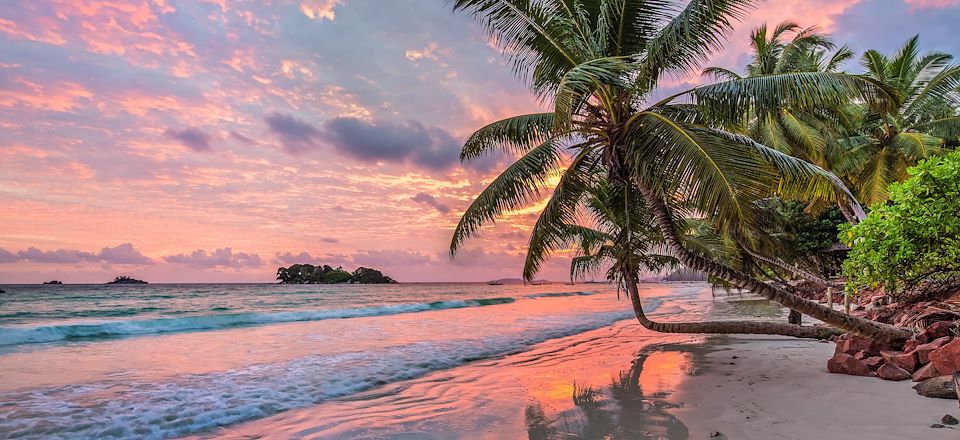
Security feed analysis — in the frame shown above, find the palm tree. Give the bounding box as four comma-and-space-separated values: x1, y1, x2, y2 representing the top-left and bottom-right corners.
835, 36, 960, 206
704, 22, 866, 224
449, 0, 910, 342
551, 177, 842, 338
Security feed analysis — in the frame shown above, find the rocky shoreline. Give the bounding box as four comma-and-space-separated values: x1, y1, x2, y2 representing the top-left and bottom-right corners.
799, 282, 960, 402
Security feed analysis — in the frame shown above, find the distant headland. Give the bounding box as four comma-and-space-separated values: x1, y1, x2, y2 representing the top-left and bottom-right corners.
43, 280, 63, 284
276, 264, 397, 284
107, 276, 148, 284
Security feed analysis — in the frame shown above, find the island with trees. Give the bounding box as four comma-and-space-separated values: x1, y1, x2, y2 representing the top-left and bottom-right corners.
276, 264, 397, 284
107, 276, 148, 284
42, 280, 63, 284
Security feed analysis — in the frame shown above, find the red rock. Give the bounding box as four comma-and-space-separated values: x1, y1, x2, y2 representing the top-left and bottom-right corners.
863, 356, 885, 371
835, 335, 873, 356
916, 336, 952, 364
854, 350, 869, 360
877, 363, 912, 381
881, 350, 919, 373
925, 321, 956, 340
903, 338, 922, 353
929, 338, 960, 375
913, 363, 941, 382
827, 352, 875, 377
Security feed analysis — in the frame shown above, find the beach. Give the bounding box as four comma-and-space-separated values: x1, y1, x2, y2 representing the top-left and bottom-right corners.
1, 282, 956, 439
199, 284, 958, 440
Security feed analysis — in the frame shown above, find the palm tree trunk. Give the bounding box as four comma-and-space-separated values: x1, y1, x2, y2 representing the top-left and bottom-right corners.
623, 270, 842, 340
636, 184, 912, 343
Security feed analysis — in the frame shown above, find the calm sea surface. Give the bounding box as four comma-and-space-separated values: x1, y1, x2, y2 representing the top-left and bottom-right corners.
0, 282, 651, 439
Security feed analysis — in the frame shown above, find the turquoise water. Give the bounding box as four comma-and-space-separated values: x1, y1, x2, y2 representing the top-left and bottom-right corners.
0, 282, 636, 439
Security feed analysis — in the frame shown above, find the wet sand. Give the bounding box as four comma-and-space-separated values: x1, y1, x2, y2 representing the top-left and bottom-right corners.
196, 284, 959, 439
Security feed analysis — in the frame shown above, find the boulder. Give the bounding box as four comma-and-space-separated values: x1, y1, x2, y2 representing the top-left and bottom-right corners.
942, 414, 959, 425
913, 376, 958, 400
923, 321, 956, 340
877, 364, 912, 381
930, 338, 960, 375
834, 334, 893, 357
913, 363, 942, 382
835, 335, 873, 356
854, 350, 869, 360
880, 350, 919, 373
863, 356, 885, 371
916, 336, 951, 364
827, 352, 875, 377
903, 338, 922, 354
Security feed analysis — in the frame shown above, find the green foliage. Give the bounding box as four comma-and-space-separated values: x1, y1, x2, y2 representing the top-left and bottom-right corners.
834, 36, 960, 206
778, 202, 846, 256
323, 268, 353, 284
350, 267, 397, 284
841, 151, 960, 296
450, 0, 873, 279
276, 264, 396, 284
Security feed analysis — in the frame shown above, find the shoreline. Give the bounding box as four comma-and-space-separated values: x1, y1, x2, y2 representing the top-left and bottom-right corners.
201, 285, 960, 439
675, 335, 959, 439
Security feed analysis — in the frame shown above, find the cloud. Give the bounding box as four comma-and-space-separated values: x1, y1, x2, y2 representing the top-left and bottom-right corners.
321, 117, 460, 170
0, 248, 20, 263
264, 112, 324, 154
411, 192, 451, 213
164, 248, 263, 269
9, 243, 153, 264
274, 251, 315, 265
164, 127, 213, 152
350, 249, 433, 268
97, 243, 154, 265
17, 246, 101, 263
300, 0, 341, 21
319, 237, 340, 243
264, 113, 463, 170
230, 131, 259, 145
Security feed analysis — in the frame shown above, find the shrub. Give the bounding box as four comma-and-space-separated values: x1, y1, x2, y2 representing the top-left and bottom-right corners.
841, 151, 960, 299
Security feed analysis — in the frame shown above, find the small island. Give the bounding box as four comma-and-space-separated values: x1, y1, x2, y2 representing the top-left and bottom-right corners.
42, 280, 63, 284
107, 276, 148, 284
276, 264, 397, 284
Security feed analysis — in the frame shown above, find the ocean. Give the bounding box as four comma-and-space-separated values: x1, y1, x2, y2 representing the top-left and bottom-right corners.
0, 282, 681, 439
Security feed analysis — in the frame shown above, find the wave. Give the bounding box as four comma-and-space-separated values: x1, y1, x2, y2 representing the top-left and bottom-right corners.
525, 291, 598, 299
0, 297, 517, 347
0, 308, 634, 439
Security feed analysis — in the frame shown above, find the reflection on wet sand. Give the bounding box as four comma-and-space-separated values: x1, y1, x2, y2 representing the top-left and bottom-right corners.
525, 347, 695, 440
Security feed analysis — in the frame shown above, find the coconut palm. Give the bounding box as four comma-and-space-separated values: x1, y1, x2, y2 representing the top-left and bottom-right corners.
704, 21, 857, 170
449, 0, 909, 341
835, 36, 960, 206
551, 176, 840, 337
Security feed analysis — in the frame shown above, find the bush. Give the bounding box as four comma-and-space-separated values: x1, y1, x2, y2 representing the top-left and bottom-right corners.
840, 151, 960, 298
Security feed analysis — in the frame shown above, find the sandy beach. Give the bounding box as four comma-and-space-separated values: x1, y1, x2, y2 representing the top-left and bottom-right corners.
192, 283, 958, 439
676, 335, 959, 439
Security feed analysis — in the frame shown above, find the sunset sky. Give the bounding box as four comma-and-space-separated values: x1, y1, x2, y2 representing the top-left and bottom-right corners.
2, 0, 959, 283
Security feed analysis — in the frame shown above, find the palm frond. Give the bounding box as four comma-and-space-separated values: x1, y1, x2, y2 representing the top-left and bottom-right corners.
461, 113, 557, 161
451, 139, 565, 256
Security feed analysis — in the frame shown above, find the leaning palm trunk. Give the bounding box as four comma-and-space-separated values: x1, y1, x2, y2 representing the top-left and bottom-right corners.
637, 185, 912, 343
622, 270, 842, 339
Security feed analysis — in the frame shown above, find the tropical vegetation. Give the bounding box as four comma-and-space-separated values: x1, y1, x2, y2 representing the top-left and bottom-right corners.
835, 36, 960, 206
841, 151, 960, 300
276, 264, 397, 284
449, 0, 917, 342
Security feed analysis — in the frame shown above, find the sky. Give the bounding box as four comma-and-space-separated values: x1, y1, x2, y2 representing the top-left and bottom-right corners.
1, 0, 959, 283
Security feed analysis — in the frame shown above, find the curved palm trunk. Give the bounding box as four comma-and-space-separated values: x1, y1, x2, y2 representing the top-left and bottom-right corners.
636, 184, 912, 343
622, 270, 842, 340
